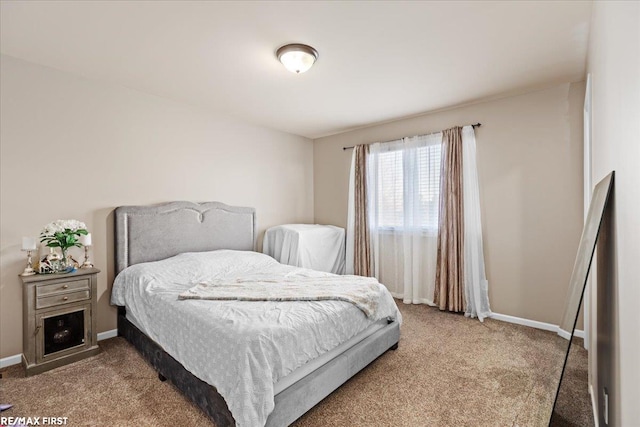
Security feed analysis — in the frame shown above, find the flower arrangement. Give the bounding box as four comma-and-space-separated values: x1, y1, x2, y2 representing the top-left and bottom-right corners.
40, 219, 89, 251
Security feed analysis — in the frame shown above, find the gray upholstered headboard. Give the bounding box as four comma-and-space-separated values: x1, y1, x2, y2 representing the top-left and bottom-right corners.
115, 201, 256, 275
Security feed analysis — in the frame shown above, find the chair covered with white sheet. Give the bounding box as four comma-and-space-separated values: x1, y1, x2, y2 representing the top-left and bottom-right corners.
263, 224, 346, 274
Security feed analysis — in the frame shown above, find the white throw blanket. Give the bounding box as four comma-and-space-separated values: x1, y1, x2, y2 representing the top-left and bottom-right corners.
179, 275, 381, 318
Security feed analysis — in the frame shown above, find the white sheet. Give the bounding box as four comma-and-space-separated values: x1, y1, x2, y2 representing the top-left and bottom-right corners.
111, 250, 400, 427
263, 224, 346, 274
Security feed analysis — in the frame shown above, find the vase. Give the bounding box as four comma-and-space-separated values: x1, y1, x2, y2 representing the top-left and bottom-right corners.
59, 248, 72, 273
45, 248, 62, 273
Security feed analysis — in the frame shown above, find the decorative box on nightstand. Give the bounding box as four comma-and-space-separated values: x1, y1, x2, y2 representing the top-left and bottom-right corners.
20, 268, 100, 376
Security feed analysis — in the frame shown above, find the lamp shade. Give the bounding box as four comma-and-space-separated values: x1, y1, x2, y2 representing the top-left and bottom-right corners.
22, 237, 36, 251
277, 44, 318, 74
79, 233, 92, 246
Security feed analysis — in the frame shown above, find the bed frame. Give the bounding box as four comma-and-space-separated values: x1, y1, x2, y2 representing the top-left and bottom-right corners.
114, 201, 400, 426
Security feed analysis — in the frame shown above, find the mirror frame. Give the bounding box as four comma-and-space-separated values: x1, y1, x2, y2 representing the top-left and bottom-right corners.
550, 171, 614, 424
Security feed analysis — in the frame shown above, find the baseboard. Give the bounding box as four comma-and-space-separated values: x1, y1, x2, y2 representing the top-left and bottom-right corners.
0, 328, 118, 369
491, 312, 558, 331
589, 383, 599, 427
0, 354, 22, 369
97, 328, 118, 341
490, 312, 585, 340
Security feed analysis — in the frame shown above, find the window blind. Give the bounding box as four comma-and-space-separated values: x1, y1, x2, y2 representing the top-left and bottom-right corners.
375, 144, 441, 229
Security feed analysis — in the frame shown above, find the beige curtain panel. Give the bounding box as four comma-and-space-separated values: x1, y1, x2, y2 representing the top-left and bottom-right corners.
434, 126, 466, 312
353, 144, 372, 277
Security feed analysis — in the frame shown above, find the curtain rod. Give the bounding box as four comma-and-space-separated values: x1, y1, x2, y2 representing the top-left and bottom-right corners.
342, 123, 482, 151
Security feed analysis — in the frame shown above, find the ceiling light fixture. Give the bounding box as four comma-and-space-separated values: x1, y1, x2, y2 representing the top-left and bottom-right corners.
276, 44, 318, 74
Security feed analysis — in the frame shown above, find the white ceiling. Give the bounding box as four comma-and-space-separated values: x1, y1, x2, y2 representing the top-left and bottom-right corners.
0, 1, 592, 139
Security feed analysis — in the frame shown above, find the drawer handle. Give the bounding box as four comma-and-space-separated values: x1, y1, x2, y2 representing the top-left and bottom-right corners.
62, 285, 69, 289
62, 296, 69, 301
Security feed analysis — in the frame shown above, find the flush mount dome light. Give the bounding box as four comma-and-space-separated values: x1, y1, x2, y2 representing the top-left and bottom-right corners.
276, 43, 318, 74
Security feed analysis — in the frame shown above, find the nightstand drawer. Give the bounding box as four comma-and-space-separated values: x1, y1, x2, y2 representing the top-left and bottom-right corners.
36, 290, 90, 309
36, 278, 90, 297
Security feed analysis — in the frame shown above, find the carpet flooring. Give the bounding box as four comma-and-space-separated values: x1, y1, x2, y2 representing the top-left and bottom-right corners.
0, 303, 592, 427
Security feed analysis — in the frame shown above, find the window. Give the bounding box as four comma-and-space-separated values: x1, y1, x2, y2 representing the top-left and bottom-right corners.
374, 144, 441, 230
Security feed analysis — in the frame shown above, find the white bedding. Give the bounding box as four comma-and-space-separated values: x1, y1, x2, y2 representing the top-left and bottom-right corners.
111, 250, 401, 427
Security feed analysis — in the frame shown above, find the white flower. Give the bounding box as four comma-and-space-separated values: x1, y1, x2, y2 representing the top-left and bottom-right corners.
41, 219, 87, 237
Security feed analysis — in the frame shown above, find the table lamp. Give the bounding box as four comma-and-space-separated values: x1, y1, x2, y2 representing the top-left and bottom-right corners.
79, 233, 94, 268
20, 237, 37, 276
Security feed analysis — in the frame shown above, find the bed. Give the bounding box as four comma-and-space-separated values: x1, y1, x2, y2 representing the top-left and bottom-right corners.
111, 201, 401, 427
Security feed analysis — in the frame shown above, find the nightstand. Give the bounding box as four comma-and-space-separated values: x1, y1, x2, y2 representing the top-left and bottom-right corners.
20, 268, 100, 376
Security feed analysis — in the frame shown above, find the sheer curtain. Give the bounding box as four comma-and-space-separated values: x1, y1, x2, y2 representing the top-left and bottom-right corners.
367, 133, 442, 304
461, 126, 491, 320
345, 125, 491, 320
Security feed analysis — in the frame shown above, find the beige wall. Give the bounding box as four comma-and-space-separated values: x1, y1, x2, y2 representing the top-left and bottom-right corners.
587, 2, 640, 425
0, 55, 314, 359
314, 82, 585, 325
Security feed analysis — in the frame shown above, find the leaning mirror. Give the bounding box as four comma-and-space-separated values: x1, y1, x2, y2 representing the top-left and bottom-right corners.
546, 171, 614, 426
